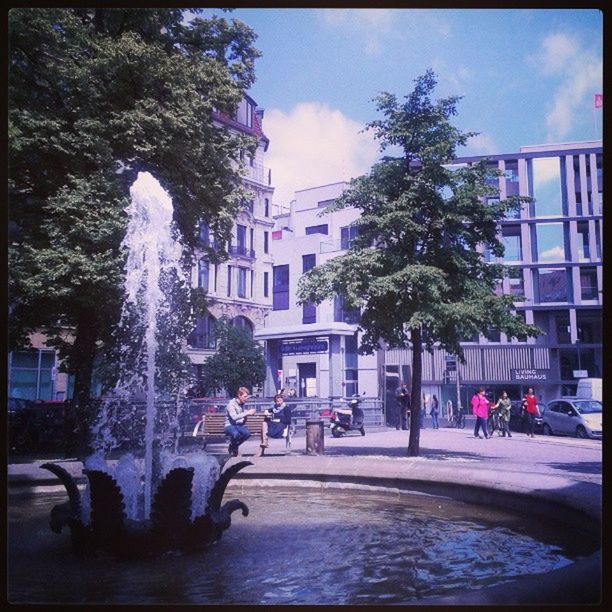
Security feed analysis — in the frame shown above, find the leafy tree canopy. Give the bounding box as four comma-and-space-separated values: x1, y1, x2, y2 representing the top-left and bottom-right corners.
199, 317, 266, 398
8, 8, 261, 405
297, 70, 540, 455
298, 69, 539, 359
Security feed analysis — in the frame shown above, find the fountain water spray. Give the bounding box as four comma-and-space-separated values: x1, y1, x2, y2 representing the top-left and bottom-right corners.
41, 171, 253, 559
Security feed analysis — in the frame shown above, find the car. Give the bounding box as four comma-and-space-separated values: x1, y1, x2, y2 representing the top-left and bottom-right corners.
541, 397, 602, 439
508, 400, 544, 434
8, 399, 67, 454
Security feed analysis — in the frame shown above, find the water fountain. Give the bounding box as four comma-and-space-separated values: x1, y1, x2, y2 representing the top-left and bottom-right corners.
41, 172, 251, 558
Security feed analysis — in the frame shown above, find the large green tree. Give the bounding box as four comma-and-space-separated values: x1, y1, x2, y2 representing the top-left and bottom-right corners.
199, 317, 266, 398
8, 8, 260, 442
297, 70, 539, 456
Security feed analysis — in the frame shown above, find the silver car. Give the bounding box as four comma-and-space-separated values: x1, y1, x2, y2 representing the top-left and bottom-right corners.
541, 398, 602, 439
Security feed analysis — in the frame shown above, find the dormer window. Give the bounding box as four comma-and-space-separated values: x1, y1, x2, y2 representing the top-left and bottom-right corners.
234, 98, 254, 128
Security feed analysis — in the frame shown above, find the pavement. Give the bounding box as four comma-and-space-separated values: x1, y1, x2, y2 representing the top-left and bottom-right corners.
7, 424, 603, 605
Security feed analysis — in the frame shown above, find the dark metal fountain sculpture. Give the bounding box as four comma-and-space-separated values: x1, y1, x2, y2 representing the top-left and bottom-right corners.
41, 460, 252, 559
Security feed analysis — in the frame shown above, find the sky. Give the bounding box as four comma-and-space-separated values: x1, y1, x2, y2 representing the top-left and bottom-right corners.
201, 8, 603, 207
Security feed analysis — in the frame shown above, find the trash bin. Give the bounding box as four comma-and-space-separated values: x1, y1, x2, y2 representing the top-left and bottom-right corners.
305, 420, 325, 455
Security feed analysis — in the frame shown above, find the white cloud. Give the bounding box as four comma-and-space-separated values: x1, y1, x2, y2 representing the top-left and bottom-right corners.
262, 103, 380, 206
528, 32, 603, 141
462, 133, 499, 156
319, 8, 394, 56
539, 246, 565, 261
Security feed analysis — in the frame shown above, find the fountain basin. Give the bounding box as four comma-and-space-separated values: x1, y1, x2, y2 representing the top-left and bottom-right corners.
8, 454, 600, 605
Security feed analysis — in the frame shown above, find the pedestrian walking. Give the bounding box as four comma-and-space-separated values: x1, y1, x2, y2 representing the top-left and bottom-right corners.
431, 394, 440, 429
494, 391, 512, 438
393, 381, 410, 430
522, 387, 540, 438
471, 387, 489, 439
224, 387, 256, 456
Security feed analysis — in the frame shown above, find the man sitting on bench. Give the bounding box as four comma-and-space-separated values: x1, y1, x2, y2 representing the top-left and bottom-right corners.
260, 393, 292, 456
225, 386, 256, 457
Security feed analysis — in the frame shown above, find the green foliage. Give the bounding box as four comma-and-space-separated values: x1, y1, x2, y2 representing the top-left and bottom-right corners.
200, 318, 266, 398
298, 69, 539, 359
297, 70, 540, 456
8, 8, 260, 402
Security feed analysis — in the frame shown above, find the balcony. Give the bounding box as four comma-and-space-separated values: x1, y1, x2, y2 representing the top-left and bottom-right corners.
229, 245, 255, 260
242, 161, 272, 186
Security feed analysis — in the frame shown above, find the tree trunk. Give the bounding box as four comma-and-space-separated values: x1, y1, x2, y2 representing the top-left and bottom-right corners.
65, 310, 98, 458
407, 327, 422, 457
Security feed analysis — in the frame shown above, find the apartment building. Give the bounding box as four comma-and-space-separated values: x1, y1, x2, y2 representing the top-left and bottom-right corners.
186, 96, 275, 393
253, 182, 379, 398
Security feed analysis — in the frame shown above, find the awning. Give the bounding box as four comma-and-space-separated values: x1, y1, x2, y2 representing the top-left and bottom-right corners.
254, 322, 358, 341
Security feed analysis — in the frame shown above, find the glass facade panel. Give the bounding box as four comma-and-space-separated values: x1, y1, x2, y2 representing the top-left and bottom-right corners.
532, 157, 562, 216
580, 267, 598, 300
535, 223, 566, 262
536, 268, 569, 303
9, 350, 55, 400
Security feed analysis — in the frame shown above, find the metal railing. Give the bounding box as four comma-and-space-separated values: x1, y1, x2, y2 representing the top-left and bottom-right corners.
187, 396, 385, 430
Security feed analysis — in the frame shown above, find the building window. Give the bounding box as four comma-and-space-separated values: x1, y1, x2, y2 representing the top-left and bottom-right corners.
340, 224, 359, 250
318, 198, 335, 208
535, 223, 566, 262
227, 265, 232, 297
334, 295, 360, 324
554, 312, 571, 344
264, 198, 270, 217
576, 221, 590, 261
237, 267, 247, 298
305, 224, 329, 235
9, 350, 55, 401
577, 310, 601, 343
273, 264, 289, 310
504, 160, 520, 197
580, 267, 598, 300
198, 220, 210, 246
236, 224, 247, 256
264, 231, 269, 254
302, 254, 316, 323
534, 268, 570, 303
232, 316, 253, 337
188, 314, 216, 349
501, 225, 521, 261
197, 259, 209, 291
508, 268, 524, 298
264, 271, 269, 298
531, 157, 562, 216
235, 98, 254, 128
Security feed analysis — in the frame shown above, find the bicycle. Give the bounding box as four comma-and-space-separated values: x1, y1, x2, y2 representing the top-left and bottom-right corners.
487, 411, 504, 436
449, 411, 465, 429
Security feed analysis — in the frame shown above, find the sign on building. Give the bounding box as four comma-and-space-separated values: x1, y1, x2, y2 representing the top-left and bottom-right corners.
510, 369, 549, 381
280, 339, 329, 355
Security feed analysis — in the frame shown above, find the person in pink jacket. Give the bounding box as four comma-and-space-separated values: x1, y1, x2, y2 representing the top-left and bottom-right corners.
471, 387, 490, 439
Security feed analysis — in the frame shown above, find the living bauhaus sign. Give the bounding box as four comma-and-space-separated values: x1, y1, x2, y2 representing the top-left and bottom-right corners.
510, 369, 550, 381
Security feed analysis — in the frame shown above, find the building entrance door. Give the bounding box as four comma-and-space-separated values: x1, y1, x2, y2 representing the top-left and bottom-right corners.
298, 363, 317, 397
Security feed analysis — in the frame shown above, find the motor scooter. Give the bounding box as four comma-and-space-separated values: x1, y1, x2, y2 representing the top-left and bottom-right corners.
330, 394, 366, 438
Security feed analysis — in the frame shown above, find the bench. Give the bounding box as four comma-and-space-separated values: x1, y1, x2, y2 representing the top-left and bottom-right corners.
188, 412, 294, 454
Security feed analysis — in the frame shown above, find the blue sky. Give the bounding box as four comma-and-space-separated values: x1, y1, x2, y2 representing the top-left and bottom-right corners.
202, 8, 603, 206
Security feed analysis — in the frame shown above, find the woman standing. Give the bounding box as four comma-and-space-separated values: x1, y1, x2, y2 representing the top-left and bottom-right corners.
430, 394, 440, 429
471, 387, 489, 439
494, 391, 512, 438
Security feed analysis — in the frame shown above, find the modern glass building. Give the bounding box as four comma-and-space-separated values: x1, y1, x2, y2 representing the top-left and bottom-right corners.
385, 140, 603, 411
